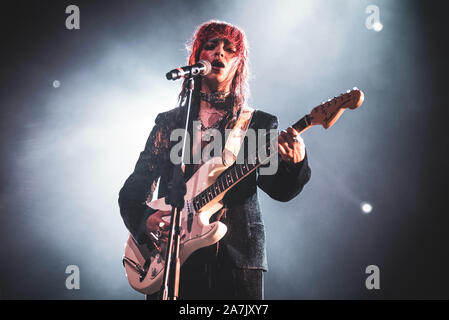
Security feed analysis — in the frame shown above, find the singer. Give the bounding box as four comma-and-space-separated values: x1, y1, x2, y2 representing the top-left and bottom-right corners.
118, 20, 311, 300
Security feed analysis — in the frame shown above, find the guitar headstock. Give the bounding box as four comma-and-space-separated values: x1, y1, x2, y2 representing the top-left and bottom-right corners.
309, 88, 364, 129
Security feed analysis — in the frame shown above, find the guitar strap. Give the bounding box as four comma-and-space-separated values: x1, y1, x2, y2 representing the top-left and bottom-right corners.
222, 105, 254, 167
214, 106, 254, 256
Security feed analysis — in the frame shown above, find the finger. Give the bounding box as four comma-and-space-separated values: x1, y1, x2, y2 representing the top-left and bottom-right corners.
278, 132, 286, 144
157, 222, 167, 231
146, 218, 157, 233
278, 136, 287, 154
291, 131, 304, 145
157, 210, 172, 217
295, 139, 305, 159
287, 127, 304, 147
289, 127, 300, 137
291, 140, 305, 163
283, 131, 295, 147
278, 144, 292, 161
156, 219, 170, 231
280, 134, 294, 150
280, 128, 295, 147
287, 127, 300, 138
287, 127, 302, 147
148, 224, 160, 233
278, 135, 290, 152
155, 210, 171, 226
279, 132, 294, 148
146, 218, 166, 233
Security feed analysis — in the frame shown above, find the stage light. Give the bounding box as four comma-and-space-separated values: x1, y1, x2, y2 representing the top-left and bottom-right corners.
53, 80, 61, 88
373, 22, 383, 32
361, 202, 373, 214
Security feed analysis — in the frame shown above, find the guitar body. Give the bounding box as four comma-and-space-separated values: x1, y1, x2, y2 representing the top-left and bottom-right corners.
123, 156, 229, 295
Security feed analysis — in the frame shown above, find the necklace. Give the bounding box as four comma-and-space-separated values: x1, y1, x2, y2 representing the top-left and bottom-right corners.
200, 91, 234, 104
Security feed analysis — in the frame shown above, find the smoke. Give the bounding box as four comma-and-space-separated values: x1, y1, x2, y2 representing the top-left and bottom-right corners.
1, 0, 441, 299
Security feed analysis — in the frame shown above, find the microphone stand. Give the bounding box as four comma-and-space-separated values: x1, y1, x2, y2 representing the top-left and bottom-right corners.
160, 77, 195, 300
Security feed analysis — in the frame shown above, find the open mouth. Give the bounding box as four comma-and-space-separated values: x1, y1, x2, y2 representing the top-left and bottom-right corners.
211, 60, 225, 68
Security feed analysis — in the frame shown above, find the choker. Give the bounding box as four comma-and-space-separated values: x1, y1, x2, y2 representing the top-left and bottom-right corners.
199, 91, 234, 104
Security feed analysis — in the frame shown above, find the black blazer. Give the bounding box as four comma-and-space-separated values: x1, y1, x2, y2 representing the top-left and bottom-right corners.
118, 106, 311, 270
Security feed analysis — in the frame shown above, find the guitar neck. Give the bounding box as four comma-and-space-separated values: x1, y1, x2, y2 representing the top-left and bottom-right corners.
292, 114, 312, 134
191, 88, 364, 212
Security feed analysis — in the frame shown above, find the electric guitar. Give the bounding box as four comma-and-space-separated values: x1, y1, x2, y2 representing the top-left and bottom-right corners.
122, 88, 365, 294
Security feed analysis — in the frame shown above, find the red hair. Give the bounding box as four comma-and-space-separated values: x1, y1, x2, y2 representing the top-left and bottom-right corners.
184, 20, 249, 111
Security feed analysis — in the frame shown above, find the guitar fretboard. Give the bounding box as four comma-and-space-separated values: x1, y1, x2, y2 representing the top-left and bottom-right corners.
192, 161, 257, 212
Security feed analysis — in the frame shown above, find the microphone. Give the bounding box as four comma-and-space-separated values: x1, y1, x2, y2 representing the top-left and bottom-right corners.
166, 60, 212, 80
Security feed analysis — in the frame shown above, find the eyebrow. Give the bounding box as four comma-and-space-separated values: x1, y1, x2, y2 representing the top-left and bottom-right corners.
206, 38, 235, 47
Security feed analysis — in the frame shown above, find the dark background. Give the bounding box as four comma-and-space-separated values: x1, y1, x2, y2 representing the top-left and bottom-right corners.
0, 0, 447, 299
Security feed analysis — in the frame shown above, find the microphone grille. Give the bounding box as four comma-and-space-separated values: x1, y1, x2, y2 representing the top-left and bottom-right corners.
198, 60, 212, 75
